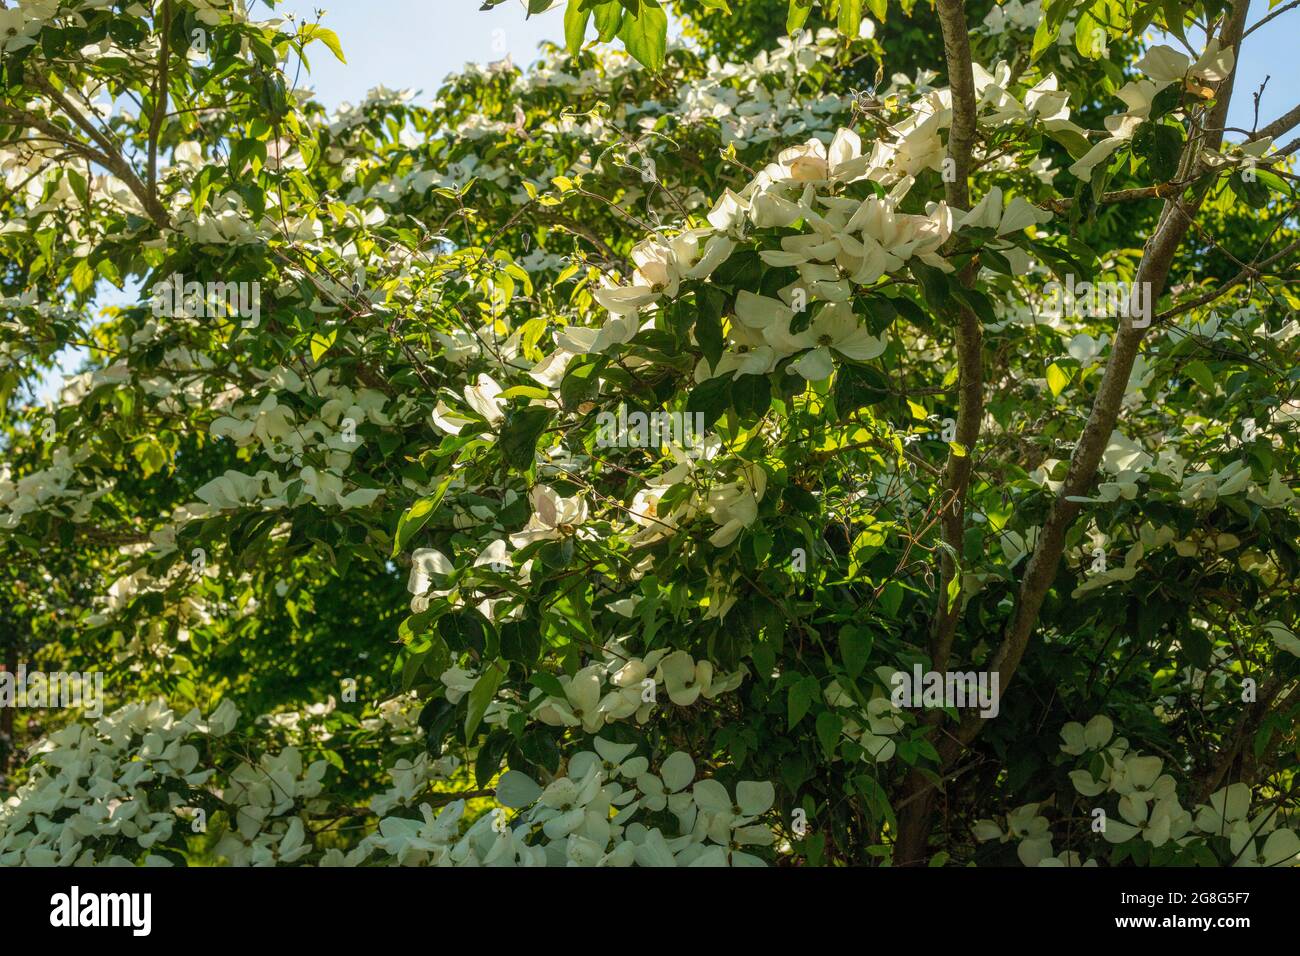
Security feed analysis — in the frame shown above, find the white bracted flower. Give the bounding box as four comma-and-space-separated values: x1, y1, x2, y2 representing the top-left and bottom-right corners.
509, 484, 588, 547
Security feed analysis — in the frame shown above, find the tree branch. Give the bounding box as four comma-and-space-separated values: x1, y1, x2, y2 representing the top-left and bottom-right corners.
1244, 0, 1300, 39
929, 0, 983, 673
1154, 236, 1300, 324
148, 0, 173, 197
943, 0, 1253, 764
32, 74, 170, 228
1250, 102, 1300, 144
896, 0, 984, 866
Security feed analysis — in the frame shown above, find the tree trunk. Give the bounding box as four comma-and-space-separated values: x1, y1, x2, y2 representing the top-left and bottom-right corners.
895, 772, 939, 865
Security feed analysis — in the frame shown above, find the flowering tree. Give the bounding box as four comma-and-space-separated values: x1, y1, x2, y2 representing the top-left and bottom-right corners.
1, 0, 1299, 868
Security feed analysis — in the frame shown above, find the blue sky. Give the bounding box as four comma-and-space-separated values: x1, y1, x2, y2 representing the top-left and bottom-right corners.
269, 0, 574, 104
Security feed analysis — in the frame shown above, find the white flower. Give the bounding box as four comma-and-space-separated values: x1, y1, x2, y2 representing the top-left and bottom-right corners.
734, 291, 793, 331
464, 373, 506, 425
997, 526, 1039, 568
439, 667, 478, 705
408, 548, 453, 596
1066, 332, 1108, 366
772, 128, 868, 183
704, 462, 766, 547
765, 302, 886, 380
0, 9, 40, 52
1248, 471, 1295, 509
593, 232, 710, 315
1195, 783, 1252, 836
1059, 715, 1114, 755
473, 538, 512, 572
698, 321, 779, 381
1135, 44, 1192, 84
1232, 828, 1300, 867
532, 664, 606, 733
509, 485, 588, 547
1137, 41, 1235, 85
634, 750, 696, 814
1038, 851, 1097, 867
1101, 430, 1152, 473
956, 187, 1051, 236
981, 803, 1054, 865
707, 189, 750, 232
1102, 789, 1192, 848
657, 650, 745, 705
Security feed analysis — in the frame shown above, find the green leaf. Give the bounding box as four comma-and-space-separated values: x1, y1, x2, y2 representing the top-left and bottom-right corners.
475, 731, 511, 787
593, 0, 624, 41
1046, 362, 1069, 397
66, 168, 88, 205
1074, 5, 1106, 59
1160, 0, 1188, 44
499, 384, 551, 401
393, 475, 453, 557
1132, 121, 1183, 182
1184, 359, 1215, 394
229, 137, 267, 175
952, 286, 996, 325
465, 665, 505, 741
1148, 83, 1183, 121
848, 524, 886, 576
560, 359, 600, 409
190, 165, 216, 214
1030, 15, 1058, 62
301, 25, 346, 63
786, 0, 814, 32
1252, 168, 1292, 196
1132, 1, 1157, 35
1229, 171, 1271, 209
731, 373, 771, 421
133, 439, 166, 479
855, 773, 897, 829
879, 581, 904, 618
1047, 125, 1092, 159
1181, 628, 1211, 670
838, 0, 864, 33
618, 1, 667, 70
530, 672, 566, 701
499, 406, 551, 468
909, 260, 950, 311
694, 296, 724, 368
500, 621, 541, 665
564, 0, 591, 54
71, 258, 95, 294
780, 752, 810, 794
816, 710, 843, 758
686, 375, 732, 429
788, 675, 818, 729
839, 625, 874, 679
309, 329, 336, 362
